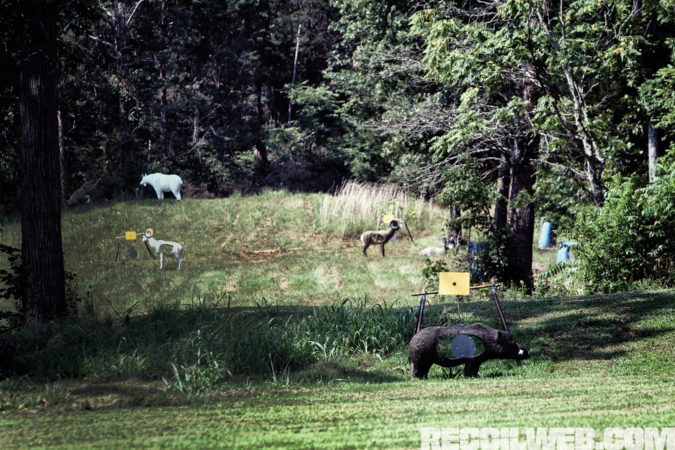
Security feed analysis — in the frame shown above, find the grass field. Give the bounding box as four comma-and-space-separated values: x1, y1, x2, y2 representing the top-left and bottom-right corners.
1, 189, 445, 312
1, 190, 674, 448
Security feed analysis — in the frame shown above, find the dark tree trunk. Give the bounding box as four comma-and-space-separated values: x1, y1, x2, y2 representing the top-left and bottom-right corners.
448, 206, 462, 243
19, 0, 66, 324
505, 138, 537, 294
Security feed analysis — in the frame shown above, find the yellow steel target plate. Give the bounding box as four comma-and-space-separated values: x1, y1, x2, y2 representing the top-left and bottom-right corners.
439, 272, 470, 296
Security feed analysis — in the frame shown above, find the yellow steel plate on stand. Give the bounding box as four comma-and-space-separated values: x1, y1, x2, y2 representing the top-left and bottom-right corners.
439, 272, 470, 296
125, 231, 137, 241
382, 214, 395, 226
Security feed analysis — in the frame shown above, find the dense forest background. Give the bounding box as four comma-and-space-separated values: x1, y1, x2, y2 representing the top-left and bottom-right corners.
0, 0, 672, 205
1, 0, 675, 301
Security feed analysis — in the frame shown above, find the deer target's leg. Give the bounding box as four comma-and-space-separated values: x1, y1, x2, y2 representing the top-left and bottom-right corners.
174, 247, 184, 269
361, 236, 370, 256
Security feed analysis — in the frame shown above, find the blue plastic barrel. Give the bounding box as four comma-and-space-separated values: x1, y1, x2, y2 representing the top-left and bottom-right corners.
538, 221, 554, 248
556, 241, 581, 263
468, 241, 486, 255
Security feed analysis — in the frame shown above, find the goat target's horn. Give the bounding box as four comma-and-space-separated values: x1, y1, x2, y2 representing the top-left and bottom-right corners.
145, 228, 154, 238
389, 219, 400, 230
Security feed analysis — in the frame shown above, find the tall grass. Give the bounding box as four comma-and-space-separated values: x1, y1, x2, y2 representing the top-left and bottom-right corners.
315, 180, 439, 238
6, 298, 417, 391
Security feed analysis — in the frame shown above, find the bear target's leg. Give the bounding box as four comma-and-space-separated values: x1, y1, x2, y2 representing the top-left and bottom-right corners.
411, 360, 432, 379
463, 360, 482, 377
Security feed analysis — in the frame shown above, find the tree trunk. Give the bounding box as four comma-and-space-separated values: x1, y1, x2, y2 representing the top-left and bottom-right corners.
254, 83, 269, 178
57, 109, 66, 204
288, 24, 301, 124
563, 68, 605, 206
647, 121, 659, 183
19, 0, 66, 324
192, 103, 199, 147
159, 65, 167, 150
493, 152, 510, 231
505, 143, 536, 294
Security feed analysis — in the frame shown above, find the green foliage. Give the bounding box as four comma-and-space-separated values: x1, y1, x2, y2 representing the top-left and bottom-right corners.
421, 258, 449, 290
0, 244, 22, 332
299, 299, 416, 358
438, 156, 493, 233
472, 227, 510, 284
2, 290, 675, 448
7, 298, 416, 385
574, 156, 675, 293
640, 64, 675, 148
534, 170, 585, 230
0, 243, 81, 333
534, 261, 580, 298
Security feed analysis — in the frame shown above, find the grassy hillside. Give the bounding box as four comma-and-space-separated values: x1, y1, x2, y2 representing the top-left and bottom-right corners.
1, 189, 447, 314
1, 190, 674, 448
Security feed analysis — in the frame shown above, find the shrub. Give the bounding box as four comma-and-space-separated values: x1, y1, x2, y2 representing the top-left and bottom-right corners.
573, 156, 675, 293
0, 244, 22, 332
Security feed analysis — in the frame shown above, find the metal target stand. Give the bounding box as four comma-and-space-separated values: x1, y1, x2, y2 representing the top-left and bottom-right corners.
412, 279, 510, 333
411, 275, 519, 364
115, 231, 155, 262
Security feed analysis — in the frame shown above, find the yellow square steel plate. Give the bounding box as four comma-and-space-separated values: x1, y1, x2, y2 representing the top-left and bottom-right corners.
382, 214, 395, 225
439, 272, 470, 296
125, 231, 137, 241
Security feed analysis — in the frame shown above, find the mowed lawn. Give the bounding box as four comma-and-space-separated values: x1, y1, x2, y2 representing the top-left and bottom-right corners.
1, 375, 673, 448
